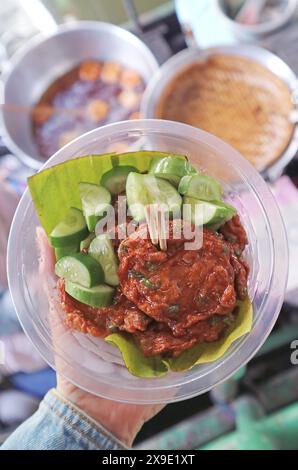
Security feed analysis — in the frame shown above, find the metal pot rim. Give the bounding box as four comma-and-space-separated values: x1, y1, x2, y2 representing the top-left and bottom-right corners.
142, 44, 298, 179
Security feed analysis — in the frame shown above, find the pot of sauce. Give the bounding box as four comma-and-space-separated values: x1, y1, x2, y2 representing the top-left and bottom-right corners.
216, 0, 298, 41
1, 21, 158, 169
142, 45, 298, 180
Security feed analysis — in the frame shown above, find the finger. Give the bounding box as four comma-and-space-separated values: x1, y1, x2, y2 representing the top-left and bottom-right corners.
35, 228, 95, 389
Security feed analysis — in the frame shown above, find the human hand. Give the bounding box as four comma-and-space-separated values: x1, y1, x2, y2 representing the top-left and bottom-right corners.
0, 178, 19, 288
37, 227, 165, 447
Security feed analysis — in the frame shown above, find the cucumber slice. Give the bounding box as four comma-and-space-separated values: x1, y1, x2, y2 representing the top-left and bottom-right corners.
183, 197, 236, 226
89, 234, 119, 286
65, 280, 114, 308
207, 200, 237, 226
79, 182, 112, 232
126, 172, 182, 221
50, 207, 88, 248
80, 233, 96, 251
55, 252, 104, 287
55, 243, 79, 261
149, 156, 197, 187
179, 175, 222, 201
101, 166, 139, 195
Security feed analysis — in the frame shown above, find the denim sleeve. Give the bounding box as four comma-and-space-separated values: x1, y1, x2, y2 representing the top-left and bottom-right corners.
1, 389, 127, 450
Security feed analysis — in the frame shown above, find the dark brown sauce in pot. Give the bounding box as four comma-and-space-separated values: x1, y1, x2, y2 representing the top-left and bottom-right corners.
32, 60, 145, 159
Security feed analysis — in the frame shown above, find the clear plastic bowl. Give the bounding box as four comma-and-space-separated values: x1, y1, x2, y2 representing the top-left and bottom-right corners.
7, 119, 288, 404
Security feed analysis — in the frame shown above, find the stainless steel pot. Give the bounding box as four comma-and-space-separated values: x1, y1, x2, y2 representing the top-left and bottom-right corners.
142, 45, 298, 180
1, 21, 158, 169
216, 0, 298, 41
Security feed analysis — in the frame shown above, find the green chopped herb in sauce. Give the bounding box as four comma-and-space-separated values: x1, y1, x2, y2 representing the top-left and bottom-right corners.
223, 315, 235, 327
141, 278, 161, 290
168, 305, 179, 314
129, 270, 161, 290
145, 261, 160, 272
222, 245, 229, 255
196, 295, 208, 306
128, 270, 144, 280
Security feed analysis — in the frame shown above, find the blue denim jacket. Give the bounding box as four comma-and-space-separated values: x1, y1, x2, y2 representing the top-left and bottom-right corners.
1, 389, 126, 450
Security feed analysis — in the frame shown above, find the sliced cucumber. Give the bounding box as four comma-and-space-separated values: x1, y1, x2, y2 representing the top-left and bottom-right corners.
179, 175, 222, 202
126, 172, 182, 221
89, 234, 119, 286
149, 156, 197, 187
55, 243, 79, 261
80, 233, 96, 251
50, 207, 88, 248
183, 197, 236, 226
55, 253, 104, 287
208, 200, 237, 226
79, 182, 112, 232
101, 165, 139, 195
65, 280, 114, 308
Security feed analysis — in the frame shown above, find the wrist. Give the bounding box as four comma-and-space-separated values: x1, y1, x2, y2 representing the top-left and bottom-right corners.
56, 376, 148, 446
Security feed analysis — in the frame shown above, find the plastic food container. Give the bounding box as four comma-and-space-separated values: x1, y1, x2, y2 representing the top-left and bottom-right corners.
7, 119, 288, 404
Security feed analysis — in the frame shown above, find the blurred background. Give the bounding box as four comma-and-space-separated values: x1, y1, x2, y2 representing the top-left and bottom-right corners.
1, 0, 298, 450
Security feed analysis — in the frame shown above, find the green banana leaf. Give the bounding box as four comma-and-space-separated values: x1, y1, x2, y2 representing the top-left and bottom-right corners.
106, 333, 168, 378
107, 297, 253, 377
28, 151, 184, 234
